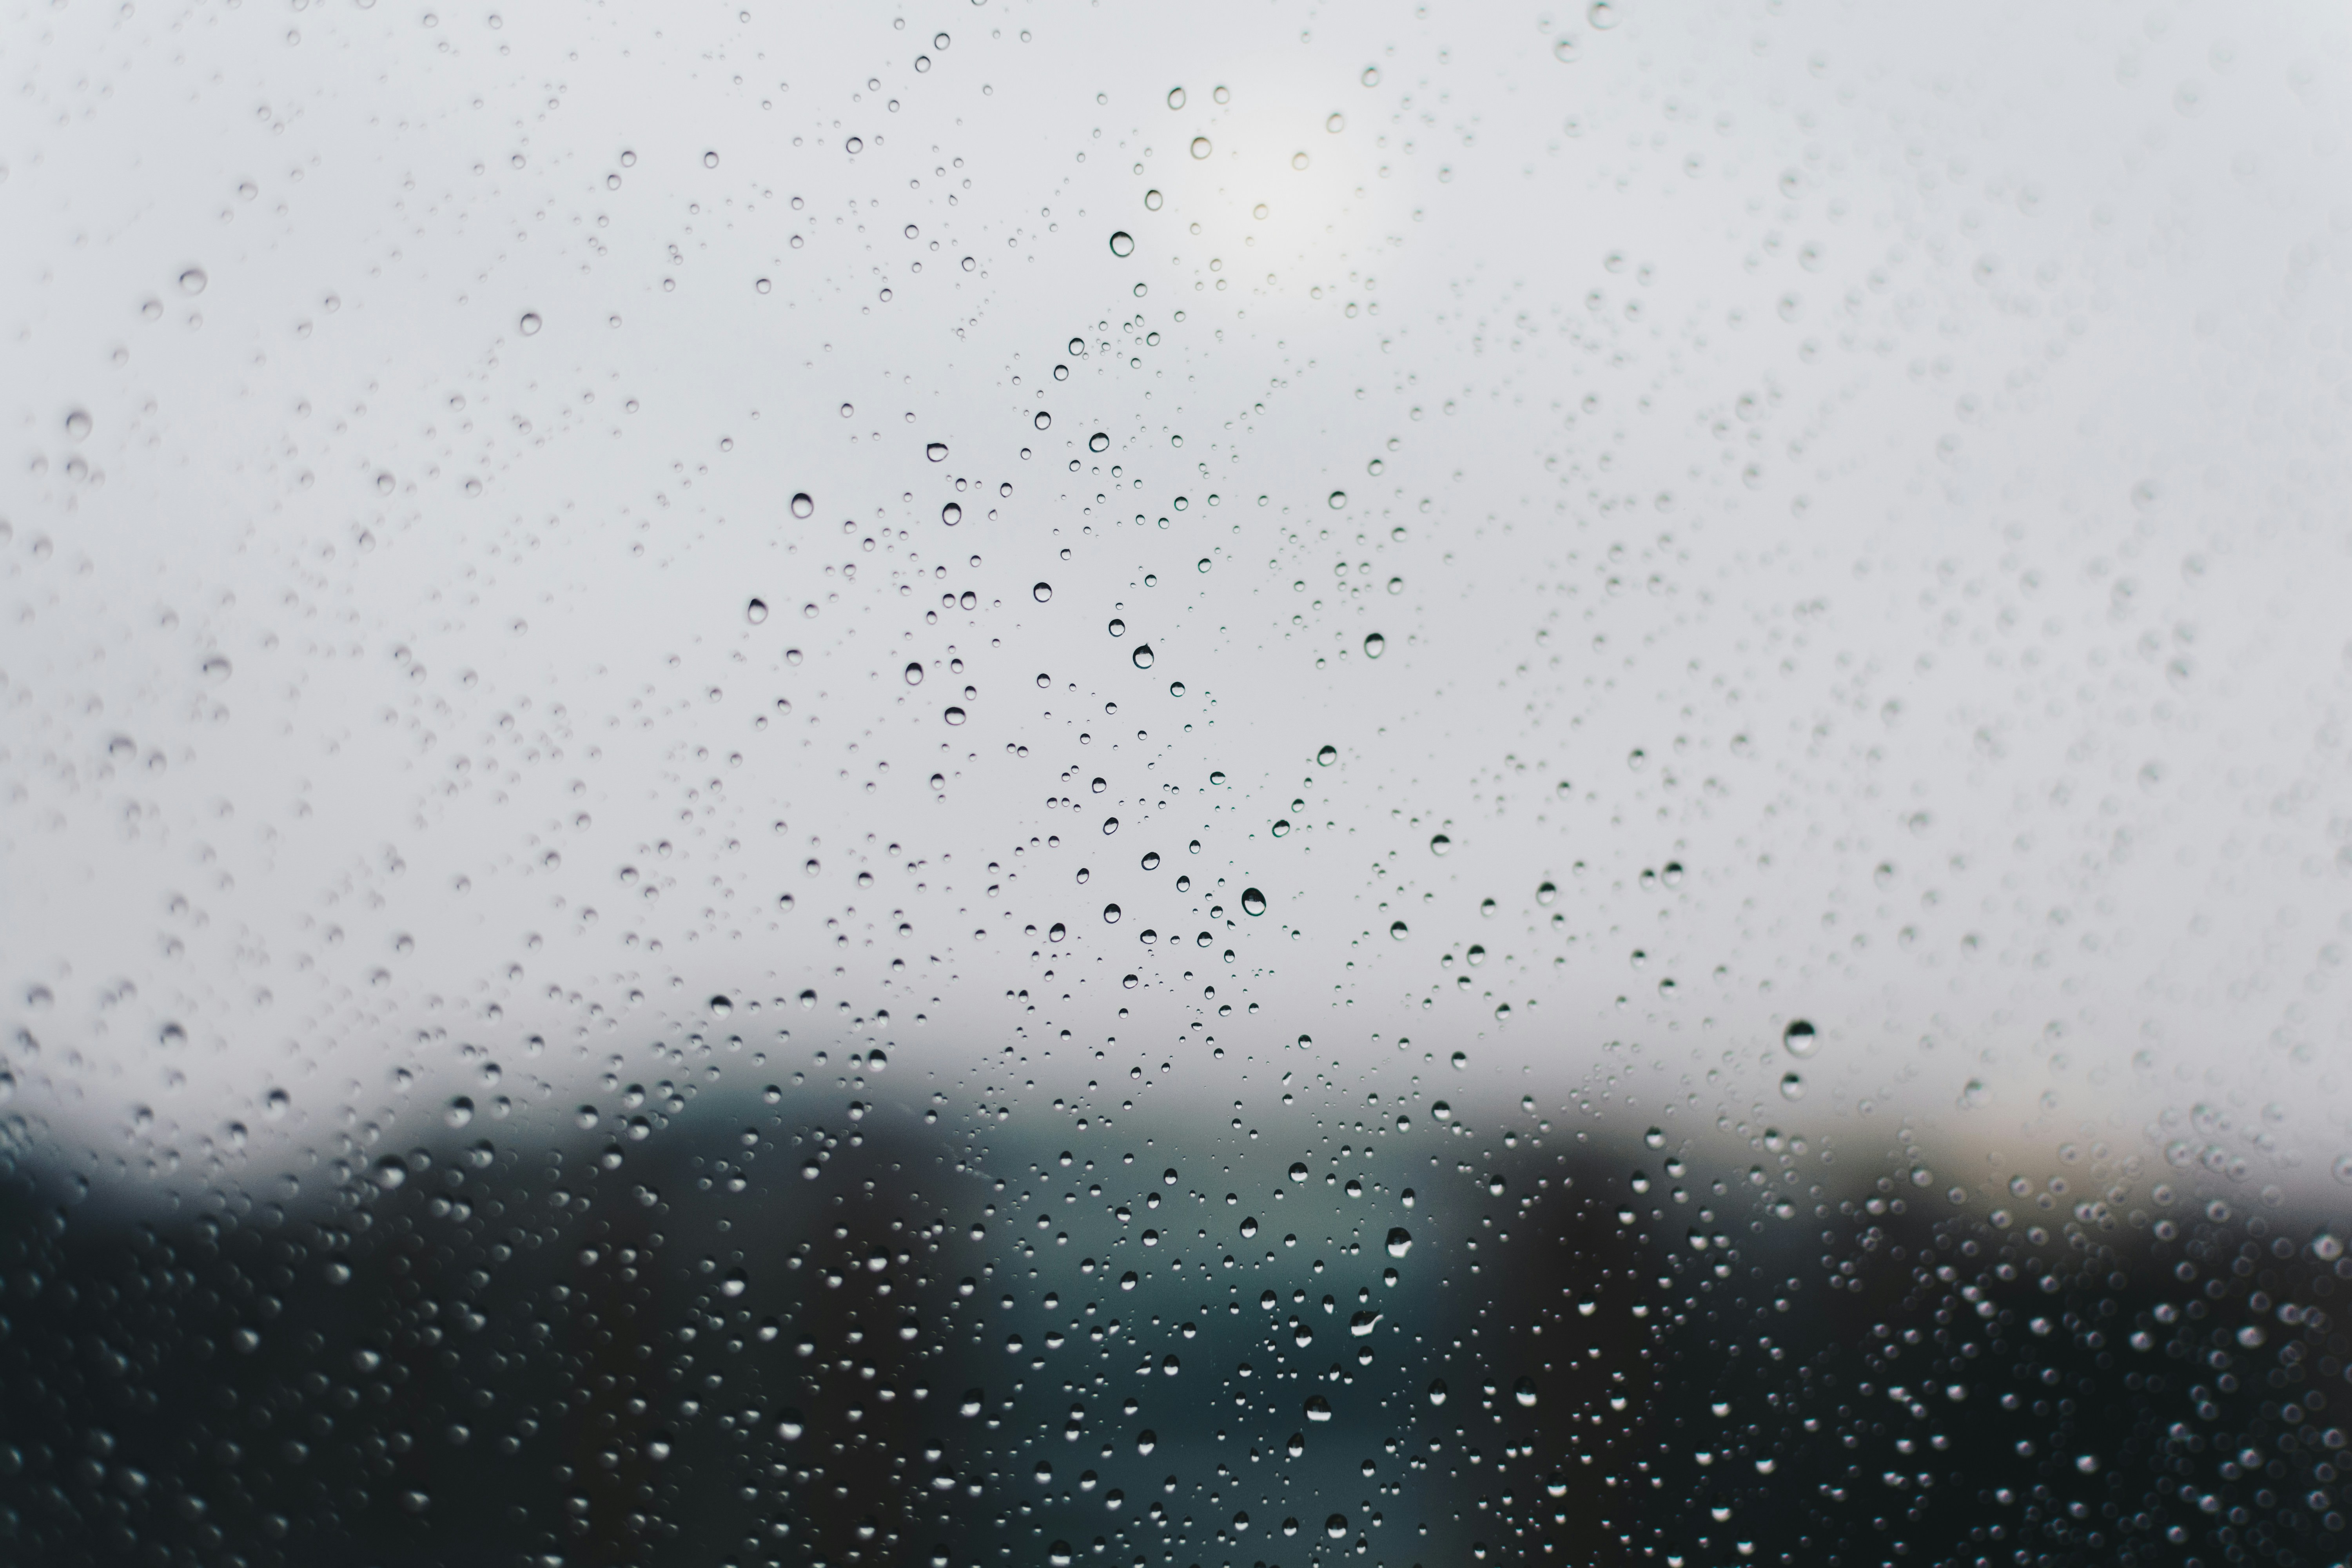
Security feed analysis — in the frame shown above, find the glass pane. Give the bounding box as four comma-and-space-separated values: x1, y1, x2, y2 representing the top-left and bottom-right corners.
4, 3, 2347, 1564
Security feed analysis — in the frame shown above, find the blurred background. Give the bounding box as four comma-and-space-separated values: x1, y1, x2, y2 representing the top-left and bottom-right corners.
2, 0, 2349, 1563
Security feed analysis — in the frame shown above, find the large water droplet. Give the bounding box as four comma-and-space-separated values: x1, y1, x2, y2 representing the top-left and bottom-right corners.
1109, 231, 1135, 258
791, 492, 814, 518
179, 267, 208, 294
720, 1268, 748, 1298
1389, 920, 1408, 940
1241, 887, 1266, 915
1132, 644, 1154, 669
1167, 87, 1187, 111
1783, 1019, 1819, 1057
1033, 582, 1052, 602
1325, 1514, 1350, 1540
926, 442, 948, 461
1779, 1071, 1806, 1100
941, 502, 962, 525
905, 662, 924, 685
1385, 1227, 1412, 1258
1103, 904, 1122, 924
1316, 744, 1338, 765
1089, 432, 1110, 452
745, 598, 769, 624
1190, 136, 1212, 159
1287, 1161, 1309, 1182
1363, 632, 1385, 657
1327, 489, 1347, 509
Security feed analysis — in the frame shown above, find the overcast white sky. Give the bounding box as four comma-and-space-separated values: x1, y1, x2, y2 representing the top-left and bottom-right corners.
5, 0, 2351, 1214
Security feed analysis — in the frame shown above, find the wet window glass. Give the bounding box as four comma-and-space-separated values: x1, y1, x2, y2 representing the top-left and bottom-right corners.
4, 4, 2349, 1565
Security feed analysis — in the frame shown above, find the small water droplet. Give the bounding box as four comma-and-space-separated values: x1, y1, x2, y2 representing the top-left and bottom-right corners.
1779, 1072, 1806, 1100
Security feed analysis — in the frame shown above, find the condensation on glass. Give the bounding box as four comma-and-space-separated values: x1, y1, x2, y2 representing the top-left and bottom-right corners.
1, 2, 2347, 1564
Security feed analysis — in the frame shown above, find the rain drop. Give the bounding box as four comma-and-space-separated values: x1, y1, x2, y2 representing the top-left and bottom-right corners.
1327, 489, 1347, 509
1316, 744, 1338, 766
1385, 1228, 1412, 1258
1167, 87, 1187, 110
1779, 1072, 1806, 1101
1363, 632, 1385, 657
1103, 904, 1122, 924
1782, 1019, 1818, 1057
1132, 645, 1154, 669
906, 662, 925, 685
1109, 231, 1135, 258
1089, 432, 1111, 453
517, 312, 542, 336
1241, 888, 1267, 916
1033, 582, 1053, 602
745, 598, 769, 624
791, 492, 815, 518
926, 442, 949, 461
941, 502, 962, 526
1190, 136, 1212, 159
